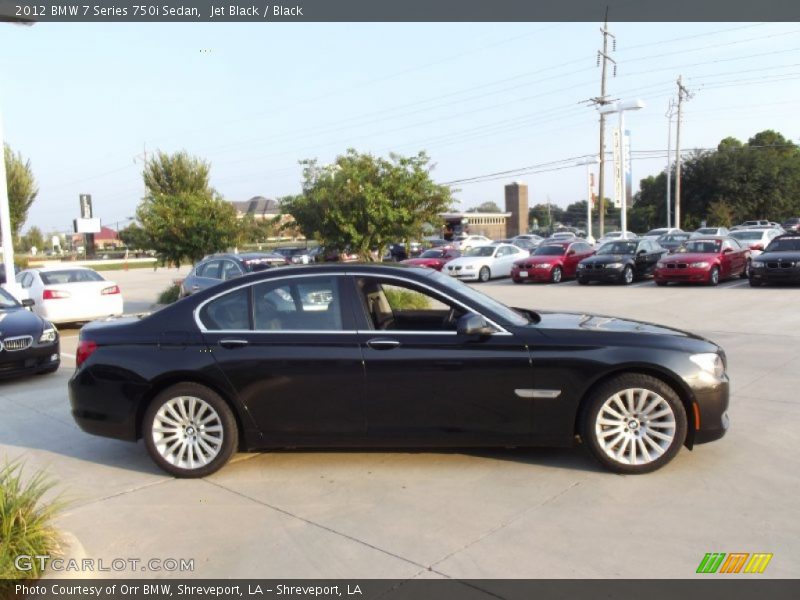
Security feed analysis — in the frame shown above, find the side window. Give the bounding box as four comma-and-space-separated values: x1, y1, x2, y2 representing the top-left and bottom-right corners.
252, 276, 342, 331
199, 287, 250, 331
22, 273, 33, 288
221, 260, 243, 281
357, 278, 466, 332
197, 260, 222, 280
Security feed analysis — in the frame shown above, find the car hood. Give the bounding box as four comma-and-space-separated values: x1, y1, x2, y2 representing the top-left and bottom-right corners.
0, 308, 46, 337
662, 252, 718, 263
581, 254, 633, 264
757, 251, 800, 261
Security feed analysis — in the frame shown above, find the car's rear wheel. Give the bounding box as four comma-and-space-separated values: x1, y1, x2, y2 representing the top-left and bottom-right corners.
143, 383, 238, 478
655, 280, 667, 287
580, 373, 687, 474
709, 266, 720, 286
621, 265, 634, 285
551, 266, 563, 283
478, 266, 491, 282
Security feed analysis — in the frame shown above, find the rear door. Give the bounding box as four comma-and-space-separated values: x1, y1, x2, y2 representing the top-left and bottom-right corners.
198, 274, 366, 440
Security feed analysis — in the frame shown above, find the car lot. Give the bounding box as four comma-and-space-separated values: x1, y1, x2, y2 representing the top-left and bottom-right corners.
1, 266, 798, 578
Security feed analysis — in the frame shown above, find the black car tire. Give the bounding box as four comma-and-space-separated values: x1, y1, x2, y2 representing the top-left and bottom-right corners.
749, 278, 763, 287
577, 276, 588, 285
655, 280, 668, 287
478, 267, 491, 282
143, 383, 238, 478
551, 266, 563, 283
580, 373, 687, 474
709, 266, 720, 286
741, 260, 751, 279
621, 266, 634, 285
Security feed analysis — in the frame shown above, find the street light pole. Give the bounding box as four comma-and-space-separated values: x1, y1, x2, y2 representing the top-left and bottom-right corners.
576, 156, 600, 244
0, 109, 23, 298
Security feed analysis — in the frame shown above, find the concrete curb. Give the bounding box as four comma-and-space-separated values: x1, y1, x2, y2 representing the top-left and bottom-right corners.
42, 531, 90, 580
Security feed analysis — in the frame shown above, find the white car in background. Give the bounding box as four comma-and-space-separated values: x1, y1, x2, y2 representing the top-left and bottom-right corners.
451, 234, 492, 251
729, 228, 783, 258
15, 266, 124, 324
690, 226, 730, 238
642, 227, 682, 240
443, 243, 527, 282
595, 230, 638, 245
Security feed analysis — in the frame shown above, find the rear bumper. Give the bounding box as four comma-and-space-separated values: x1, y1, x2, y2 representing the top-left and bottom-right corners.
69, 367, 143, 441
38, 296, 124, 324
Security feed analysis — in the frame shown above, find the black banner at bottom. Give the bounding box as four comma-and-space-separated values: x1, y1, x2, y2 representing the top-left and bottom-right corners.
2, 579, 799, 600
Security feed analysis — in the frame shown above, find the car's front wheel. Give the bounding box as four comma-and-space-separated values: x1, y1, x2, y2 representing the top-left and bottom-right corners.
580, 373, 687, 474
741, 260, 751, 279
478, 266, 491, 282
550, 266, 563, 283
621, 265, 634, 285
708, 266, 720, 286
143, 383, 238, 478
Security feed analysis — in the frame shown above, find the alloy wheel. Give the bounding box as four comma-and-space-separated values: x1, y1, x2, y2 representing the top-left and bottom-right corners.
152, 396, 224, 469
551, 267, 562, 283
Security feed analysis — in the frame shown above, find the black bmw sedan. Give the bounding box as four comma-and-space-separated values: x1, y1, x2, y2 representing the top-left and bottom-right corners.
70, 264, 729, 477
0, 287, 60, 378
749, 233, 800, 286
577, 239, 666, 284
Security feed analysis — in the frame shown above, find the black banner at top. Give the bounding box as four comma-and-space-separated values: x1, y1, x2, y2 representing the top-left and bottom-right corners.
1, 0, 800, 23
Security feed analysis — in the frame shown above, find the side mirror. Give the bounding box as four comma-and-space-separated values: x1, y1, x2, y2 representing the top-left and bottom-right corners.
723, 247, 734, 254
457, 313, 494, 337
21, 298, 34, 308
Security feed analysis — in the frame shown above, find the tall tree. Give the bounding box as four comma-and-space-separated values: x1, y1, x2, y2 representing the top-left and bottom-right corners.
136, 151, 239, 265
19, 226, 44, 252
4, 144, 38, 237
467, 201, 502, 213
282, 149, 453, 261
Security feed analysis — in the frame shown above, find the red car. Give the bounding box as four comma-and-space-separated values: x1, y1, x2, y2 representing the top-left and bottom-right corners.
654, 236, 750, 286
511, 241, 595, 283
401, 247, 461, 271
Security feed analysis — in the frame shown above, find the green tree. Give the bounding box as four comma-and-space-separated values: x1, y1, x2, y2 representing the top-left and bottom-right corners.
118, 223, 151, 250
4, 144, 38, 237
467, 201, 502, 213
136, 151, 239, 265
281, 149, 453, 261
19, 226, 45, 252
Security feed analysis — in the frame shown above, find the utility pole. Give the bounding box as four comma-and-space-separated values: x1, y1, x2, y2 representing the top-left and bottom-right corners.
665, 99, 676, 229
133, 142, 148, 199
591, 11, 616, 238
674, 76, 691, 229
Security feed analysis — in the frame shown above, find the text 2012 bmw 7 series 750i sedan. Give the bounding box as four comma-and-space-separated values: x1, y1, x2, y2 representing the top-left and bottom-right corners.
69, 264, 729, 477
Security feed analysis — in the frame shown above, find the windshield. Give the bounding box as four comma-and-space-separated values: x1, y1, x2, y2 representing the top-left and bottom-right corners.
679, 240, 722, 254
428, 270, 529, 327
696, 228, 718, 234
730, 231, 763, 241
533, 245, 566, 256
420, 249, 445, 258
40, 269, 105, 285
662, 234, 689, 242
0, 287, 20, 310
766, 238, 800, 252
464, 246, 496, 257
645, 229, 667, 236
597, 241, 637, 255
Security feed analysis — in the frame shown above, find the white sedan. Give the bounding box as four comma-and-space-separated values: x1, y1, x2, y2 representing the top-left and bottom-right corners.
15, 267, 124, 324
451, 234, 492, 251
443, 243, 527, 282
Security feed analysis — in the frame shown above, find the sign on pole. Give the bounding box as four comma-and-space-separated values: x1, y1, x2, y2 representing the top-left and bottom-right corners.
623, 129, 632, 207
612, 128, 622, 208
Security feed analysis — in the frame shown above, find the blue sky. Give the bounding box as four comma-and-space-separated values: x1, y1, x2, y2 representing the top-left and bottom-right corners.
2, 21, 799, 234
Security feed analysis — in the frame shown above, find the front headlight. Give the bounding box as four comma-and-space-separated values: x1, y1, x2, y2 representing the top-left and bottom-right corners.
689, 261, 709, 268
605, 262, 623, 269
690, 353, 725, 378
657, 262, 666, 268
577, 263, 585, 269
751, 260, 765, 267
39, 325, 58, 344
535, 263, 552, 269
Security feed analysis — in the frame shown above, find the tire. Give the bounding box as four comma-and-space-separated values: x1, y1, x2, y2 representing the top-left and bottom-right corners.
478, 266, 491, 282
577, 276, 588, 285
708, 266, 720, 286
621, 265, 634, 285
512, 277, 523, 284
749, 278, 763, 287
655, 280, 667, 287
143, 382, 238, 478
741, 260, 751, 279
551, 266, 563, 283
580, 373, 687, 474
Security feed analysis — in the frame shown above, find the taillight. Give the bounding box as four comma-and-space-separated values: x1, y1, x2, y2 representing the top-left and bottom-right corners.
43, 289, 70, 300
101, 285, 120, 295
76, 340, 98, 367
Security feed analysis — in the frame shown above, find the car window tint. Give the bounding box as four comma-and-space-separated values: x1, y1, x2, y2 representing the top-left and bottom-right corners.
198, 260, 222, 279
252, 276, 341, 331
40, 269, 104, 285
221, 260, 243, 280
358, 278, 465, 332
199, 287, 250, 331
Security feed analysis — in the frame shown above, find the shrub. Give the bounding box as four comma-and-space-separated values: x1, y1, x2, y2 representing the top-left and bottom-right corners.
0, 461, 63, 580
157, 283, 181, 305
384, 287, 431, 310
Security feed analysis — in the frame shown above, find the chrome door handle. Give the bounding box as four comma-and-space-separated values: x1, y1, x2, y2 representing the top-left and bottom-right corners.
366, 338, 401, 350
219, 339, 249, 349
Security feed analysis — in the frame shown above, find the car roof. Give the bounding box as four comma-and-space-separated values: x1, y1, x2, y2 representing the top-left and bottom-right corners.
31, 265, 95, 272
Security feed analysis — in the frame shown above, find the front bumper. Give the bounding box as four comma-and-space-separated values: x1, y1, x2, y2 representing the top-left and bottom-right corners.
511, 267, 554, 282
692, 378, 730, 444
445, 269, 480, 281
577, 266, 624, 282
750, 264, 800, 284
654, 266, 711, 284
0, 341, 60, 379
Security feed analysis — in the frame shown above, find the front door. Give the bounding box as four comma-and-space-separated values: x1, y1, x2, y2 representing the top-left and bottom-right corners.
352, 275, 532, 442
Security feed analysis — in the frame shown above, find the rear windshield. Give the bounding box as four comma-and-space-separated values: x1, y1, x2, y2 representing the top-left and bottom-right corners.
730, 231, 763, 241
420, 249, 446, 258
40, 270, 104, 284
766, 238, 800, 252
